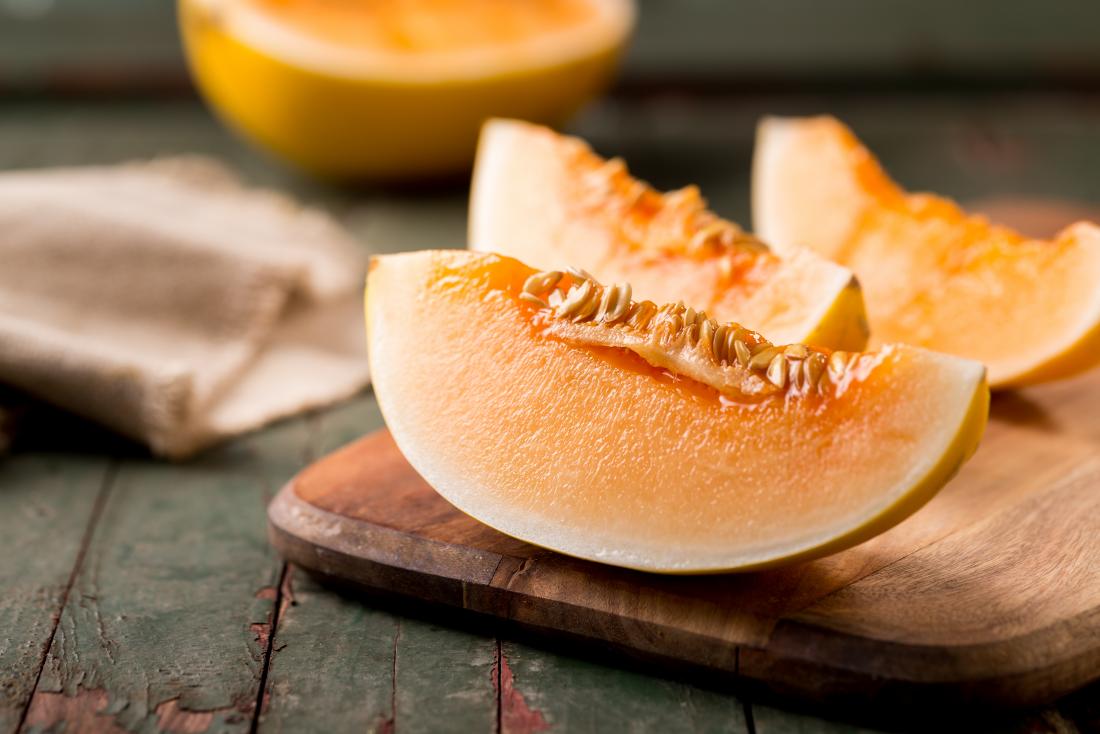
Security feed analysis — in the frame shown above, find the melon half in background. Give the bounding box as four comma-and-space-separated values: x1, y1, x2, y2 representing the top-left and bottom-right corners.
366, 249, 989, 573
180, 0, 635, 179
470, 119, 869, 350
753, 115, 1100, 388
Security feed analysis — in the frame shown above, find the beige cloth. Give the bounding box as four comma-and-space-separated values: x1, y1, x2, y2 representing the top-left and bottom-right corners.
0, 157, 370, 458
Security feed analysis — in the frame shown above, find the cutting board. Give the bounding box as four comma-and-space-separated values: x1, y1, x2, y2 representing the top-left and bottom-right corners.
268, 365, 1100, 710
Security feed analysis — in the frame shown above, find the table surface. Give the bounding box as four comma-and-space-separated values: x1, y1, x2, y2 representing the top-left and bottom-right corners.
2, 93, 1100, 734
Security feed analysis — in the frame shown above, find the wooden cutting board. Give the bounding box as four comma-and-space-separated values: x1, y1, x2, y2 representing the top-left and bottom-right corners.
268, 368, 1100, 710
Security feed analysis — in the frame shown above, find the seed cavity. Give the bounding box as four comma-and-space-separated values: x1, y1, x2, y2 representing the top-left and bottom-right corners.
749, 346, 780, 371
556, 279, 595, 319
519, 292, 549, 307
566, 266, 596, 283
574, 146, 771, 260
522, 270, 562, 296
520, 268, 850, 398
828, 351, 849, 381
767, 354, 789, 388
805, 353, 825, 386
733, 339, 752, 367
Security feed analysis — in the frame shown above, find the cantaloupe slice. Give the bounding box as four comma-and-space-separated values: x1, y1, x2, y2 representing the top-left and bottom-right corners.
753, 115, 1100, 388
470, 119, 869, 350
366, 249, 989, 573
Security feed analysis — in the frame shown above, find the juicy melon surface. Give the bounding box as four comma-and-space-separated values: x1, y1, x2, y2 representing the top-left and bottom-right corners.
239, 0, 601, 54
367, 250, 989, 573
179, 1, 632, 179
470, 119, 868, 350
753, 115, 1100, 387
197, 0, 633, 78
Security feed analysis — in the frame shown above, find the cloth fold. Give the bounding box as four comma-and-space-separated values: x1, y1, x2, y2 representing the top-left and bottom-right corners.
0, 156, 371, 458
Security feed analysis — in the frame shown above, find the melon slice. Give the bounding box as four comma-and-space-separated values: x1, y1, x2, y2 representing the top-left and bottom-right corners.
179, 0, 634, 179
470, 119, 868, 350
366, 249, 988, 573
753, 115, 1100, 388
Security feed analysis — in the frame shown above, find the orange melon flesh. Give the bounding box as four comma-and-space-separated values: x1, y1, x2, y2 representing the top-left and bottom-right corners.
753, 115, 1100, 388
242, 0, 600, 54
199, 0, 632, 79
470, 119, 869, 350
366, 250, 989, 573
180, 1, 632, 179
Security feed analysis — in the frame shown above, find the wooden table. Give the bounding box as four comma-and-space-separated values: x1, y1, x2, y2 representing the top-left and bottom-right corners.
2, 94, 1099, 733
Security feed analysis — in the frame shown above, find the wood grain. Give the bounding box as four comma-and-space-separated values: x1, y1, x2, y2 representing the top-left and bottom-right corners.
21, 418, 315, 733
257, 395, 501, 734
270, 368, 1100, 710
0, 455, 109, 734
499, 640, 748, 734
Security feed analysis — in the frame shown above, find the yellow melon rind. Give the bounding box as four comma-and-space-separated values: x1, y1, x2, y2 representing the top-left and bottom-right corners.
789, 272, 868, 352
743, 375, 989, 574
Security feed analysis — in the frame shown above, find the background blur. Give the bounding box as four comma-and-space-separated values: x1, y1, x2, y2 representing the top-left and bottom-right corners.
5, 1, 1100, 223
5, 0, 1100, 91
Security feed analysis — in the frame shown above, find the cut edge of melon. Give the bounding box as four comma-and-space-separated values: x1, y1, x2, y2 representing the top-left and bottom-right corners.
401, 373, 989, 575
994, 222, 1100, 386
196, 0, 636, 83
366, 249, 990, 574
753, 115, 1100, 388
402, 356, 988, 574
468, 118, 521, 252
751, 114, 871, 254
752, 115, 799, 250
776, 250, 868, 351
470, 117, 568, 256
730, 373, 988, 573
471, 117, 871, 350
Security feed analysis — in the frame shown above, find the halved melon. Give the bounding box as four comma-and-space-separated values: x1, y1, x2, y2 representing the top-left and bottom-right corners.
366, 249, 988, 573
470, 119, 869, 350
753, 115, 1100, 387
180, 0, 634, 179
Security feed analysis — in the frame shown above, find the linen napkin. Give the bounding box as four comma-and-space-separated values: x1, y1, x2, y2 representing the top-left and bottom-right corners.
0, 156, 371, 458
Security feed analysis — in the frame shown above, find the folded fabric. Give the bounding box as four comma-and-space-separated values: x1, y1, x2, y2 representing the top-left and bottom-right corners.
0, 156, 370, 458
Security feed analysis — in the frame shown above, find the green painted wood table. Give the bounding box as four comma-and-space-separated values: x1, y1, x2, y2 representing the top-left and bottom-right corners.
2, 95, 1100, 734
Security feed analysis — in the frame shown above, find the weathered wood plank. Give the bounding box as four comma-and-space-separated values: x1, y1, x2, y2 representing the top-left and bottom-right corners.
258, 394, 498, 734
258, 568, 401, 734
0, 455, 109, 734
259, 568, 499, 734
752, 705, 884, 734
754, 695, 1100, 734
20, 417, 315, 734
394, 620, 497, 734
499, 641, 748, 733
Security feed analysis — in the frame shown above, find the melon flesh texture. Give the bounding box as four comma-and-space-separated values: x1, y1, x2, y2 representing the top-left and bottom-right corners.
470, 118, 868, 350
753, 115, 1100, 387
238, 0, 604, 54
367, 250, 988, 573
